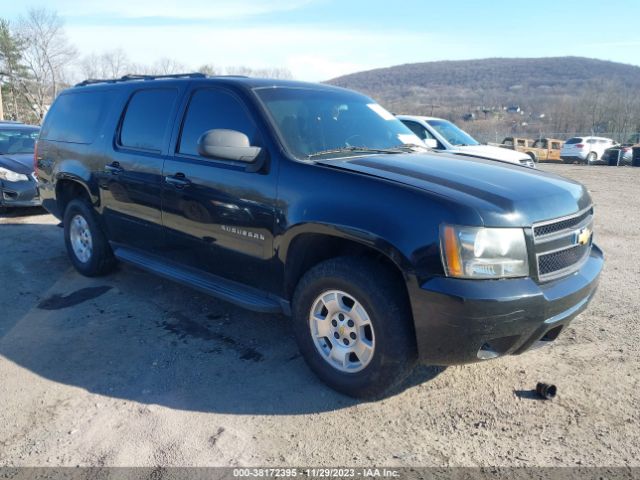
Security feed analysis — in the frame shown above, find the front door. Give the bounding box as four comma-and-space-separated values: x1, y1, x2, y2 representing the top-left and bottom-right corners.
160, 87, 278, 292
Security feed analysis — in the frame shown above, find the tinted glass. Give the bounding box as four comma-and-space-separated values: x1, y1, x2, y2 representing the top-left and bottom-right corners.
565, 137, 583, 144
120, 89, 178, 152
179, 89, 259, 157
402, 121, 426, 140
425, 119, 479, 146
255, 87, 420, 159
41, 92, 112, 144
0, 127, 39, 154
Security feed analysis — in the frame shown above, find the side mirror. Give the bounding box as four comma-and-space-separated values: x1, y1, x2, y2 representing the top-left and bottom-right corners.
423, 138, 438, 149
197, 129, 262, 163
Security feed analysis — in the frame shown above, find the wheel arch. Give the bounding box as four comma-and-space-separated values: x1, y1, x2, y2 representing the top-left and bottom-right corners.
55, 176, 93, 217
280, 224, 414, 304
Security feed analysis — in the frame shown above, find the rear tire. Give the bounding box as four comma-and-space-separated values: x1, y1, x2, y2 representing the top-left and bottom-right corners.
292, 256, 417, 398
586, 152, 597, 164
63, 198, 116, 277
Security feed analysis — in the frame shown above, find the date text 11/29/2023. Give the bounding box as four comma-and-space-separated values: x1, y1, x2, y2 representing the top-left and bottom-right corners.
232, 468, 400, 478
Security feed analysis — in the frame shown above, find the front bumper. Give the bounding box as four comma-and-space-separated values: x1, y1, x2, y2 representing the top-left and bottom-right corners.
409, 244, 603, 365
0, 178, 41, 208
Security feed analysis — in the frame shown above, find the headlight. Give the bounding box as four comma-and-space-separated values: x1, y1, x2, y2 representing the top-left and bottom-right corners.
440, 225, 529, 279
0, 167, 29, 182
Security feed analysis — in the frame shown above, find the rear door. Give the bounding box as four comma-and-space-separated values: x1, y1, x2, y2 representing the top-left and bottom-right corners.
550, 141, 562, 160
100, 86, 184, 251
160, 86, 278, 292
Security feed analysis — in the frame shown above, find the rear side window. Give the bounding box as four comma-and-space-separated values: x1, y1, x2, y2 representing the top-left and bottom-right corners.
41, 91, 112, 144
119, 89, 178, 152
178, 88, 259, 157
565, 137, 583, 144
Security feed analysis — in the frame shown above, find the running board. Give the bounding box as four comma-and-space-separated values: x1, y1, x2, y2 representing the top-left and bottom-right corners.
114, 247, 284, 314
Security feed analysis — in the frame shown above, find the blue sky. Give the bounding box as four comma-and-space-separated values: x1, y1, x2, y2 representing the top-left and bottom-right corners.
3, 0, 640, 80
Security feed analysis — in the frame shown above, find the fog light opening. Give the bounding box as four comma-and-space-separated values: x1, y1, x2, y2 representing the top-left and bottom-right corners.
477, 343, 501, 360
541, 325, 563, 342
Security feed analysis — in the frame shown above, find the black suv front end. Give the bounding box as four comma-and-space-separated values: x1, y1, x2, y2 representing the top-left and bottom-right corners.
409, 206, 603, 365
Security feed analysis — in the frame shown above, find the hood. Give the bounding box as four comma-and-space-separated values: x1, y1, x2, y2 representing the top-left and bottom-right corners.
0, 153, 34, 175
317, 152, 591, 226
451, 144, 530, 163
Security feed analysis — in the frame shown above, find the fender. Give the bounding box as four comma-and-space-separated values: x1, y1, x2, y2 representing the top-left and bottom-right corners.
278, 221, 414, 275
55, 159, 97, 200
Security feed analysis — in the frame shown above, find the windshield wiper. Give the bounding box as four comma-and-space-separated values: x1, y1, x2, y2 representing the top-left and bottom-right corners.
389, 143, 432, 152
307, 146, 404, 159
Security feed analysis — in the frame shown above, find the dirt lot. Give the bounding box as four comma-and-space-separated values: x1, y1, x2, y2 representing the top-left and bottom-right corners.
0, 164, 638, 468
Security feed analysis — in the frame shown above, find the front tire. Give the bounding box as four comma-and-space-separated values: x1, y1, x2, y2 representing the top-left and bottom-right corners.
63, 199, 116, 277
292, 256, 417, 398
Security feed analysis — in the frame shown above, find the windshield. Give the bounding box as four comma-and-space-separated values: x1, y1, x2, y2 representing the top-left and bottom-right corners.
0, 128, 39, 155
425, 119, 479, 146
254, 87, 422, 159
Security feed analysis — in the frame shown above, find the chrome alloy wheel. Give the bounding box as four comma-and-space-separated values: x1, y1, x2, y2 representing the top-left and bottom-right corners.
69, 214, 93, 263
309, 290, 375, 373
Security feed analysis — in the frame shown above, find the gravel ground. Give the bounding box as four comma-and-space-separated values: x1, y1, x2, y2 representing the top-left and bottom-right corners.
0, 164, 638, 468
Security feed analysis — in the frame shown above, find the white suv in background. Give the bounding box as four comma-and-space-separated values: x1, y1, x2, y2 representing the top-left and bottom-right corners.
560, 136, 615, 164
397, 115, 536, 168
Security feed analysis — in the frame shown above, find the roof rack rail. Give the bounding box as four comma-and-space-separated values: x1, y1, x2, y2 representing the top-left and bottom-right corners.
75, 72, 207, 87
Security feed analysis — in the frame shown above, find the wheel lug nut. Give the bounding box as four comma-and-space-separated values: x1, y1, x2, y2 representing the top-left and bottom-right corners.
343, 339, 349, 346
350, 332, 356, 339
334, 332, 340, 339
331, 319, 337, 327
338, 314, 344, 321
347, 320, 354, 327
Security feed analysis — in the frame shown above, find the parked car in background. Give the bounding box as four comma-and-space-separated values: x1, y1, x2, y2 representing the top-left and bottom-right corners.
602, 144, 633, 166
36, 74, 602, 397
398, 116, 536, 168
0, 122, 41, 212
500, 137, 534, 151
560, 136, 615, 164
525, 138, 564, 162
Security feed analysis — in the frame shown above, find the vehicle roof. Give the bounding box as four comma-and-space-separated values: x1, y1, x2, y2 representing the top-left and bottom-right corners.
0, 123, 39, 130
568, 136, 612, 140
396, 115, 447, 122
68, 74, 356, 95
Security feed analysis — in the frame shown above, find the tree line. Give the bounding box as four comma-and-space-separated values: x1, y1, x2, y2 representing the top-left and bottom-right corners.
0, 8, 293, 124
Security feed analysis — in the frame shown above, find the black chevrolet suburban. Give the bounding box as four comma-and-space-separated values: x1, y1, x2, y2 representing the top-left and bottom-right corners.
35, 73, 603, 397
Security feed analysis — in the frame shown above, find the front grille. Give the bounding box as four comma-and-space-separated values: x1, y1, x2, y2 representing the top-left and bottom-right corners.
534, 208, 593, 237
532, 207, 594, 281
538, 244, 590, 276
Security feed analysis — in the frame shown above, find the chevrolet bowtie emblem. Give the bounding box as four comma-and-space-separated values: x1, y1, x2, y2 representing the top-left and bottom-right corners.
576, 227, 592, 246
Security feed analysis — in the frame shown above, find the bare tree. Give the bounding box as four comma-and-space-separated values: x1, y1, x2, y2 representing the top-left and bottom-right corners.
16, 8, 76, 119
225, 65, 293, 79
197, 64, 221, 76
149, 57, 187, 75
80, 49, 130, 79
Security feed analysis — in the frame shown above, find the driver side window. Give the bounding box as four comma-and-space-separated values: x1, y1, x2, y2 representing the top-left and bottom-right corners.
402, 121, 441, 148
178, 88, 260, 157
